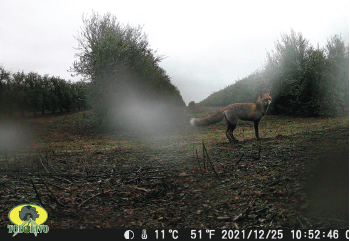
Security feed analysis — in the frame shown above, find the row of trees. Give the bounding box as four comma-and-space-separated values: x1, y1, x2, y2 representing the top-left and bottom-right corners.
0, 66, 89, 117
70, 12, 185, 131
199, 30, 349, 117
1, 11, 186, 132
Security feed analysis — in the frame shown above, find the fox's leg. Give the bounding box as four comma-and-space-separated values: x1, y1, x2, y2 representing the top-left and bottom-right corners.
226, 123, 235, 142
254, 120, 260, 140
225, 115, 238, 142
225, 124, 231, 142
228, 123, 238, 142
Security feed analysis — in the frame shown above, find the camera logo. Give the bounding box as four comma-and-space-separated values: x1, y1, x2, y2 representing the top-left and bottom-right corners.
8, 204, 49, 237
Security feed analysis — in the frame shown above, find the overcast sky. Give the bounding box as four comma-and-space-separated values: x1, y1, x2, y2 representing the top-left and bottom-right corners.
0, 0, 348, 105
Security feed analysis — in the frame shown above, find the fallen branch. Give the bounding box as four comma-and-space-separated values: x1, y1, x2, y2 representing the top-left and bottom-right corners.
303, 216, 312, 227
235, 153, 244, 166
313, 217, 349, 223
297, 216, 305, 228
202, 140, 206, 170
44, 181, 68, 191
327, 218, 349, 223
202, 141, 219, 178
42, 154, 60, 173
52, 175, 72, 184
129, 185, 151, 192
195, 149, 201, 169
39, 175, 64, 207
38, 156, 50, 173
30, 178, 44, 206
78, 189, 115, 208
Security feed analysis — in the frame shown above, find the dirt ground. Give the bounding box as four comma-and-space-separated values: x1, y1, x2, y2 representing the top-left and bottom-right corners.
301, 128, 348, 225
0, 112, 348, 229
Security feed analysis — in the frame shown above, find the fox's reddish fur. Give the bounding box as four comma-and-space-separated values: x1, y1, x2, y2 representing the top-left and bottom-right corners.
190, 92, 272, 142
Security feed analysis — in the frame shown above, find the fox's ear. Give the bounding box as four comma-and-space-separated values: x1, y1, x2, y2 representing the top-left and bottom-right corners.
259, 91, 262, 98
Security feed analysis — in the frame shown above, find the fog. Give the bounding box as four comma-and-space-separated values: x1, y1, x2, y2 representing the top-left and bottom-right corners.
0, 120, 34, 153
95, 72, 185, 138
0, 0, 348, 105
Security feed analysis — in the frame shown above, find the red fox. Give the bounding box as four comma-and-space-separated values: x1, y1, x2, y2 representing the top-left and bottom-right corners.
190, 92, 272, 142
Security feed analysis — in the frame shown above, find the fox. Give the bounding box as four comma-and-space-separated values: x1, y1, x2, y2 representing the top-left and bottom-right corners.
190, 92, 272, 142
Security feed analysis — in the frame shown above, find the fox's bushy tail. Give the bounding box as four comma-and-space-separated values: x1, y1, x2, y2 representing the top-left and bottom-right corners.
190, 111, 225, 127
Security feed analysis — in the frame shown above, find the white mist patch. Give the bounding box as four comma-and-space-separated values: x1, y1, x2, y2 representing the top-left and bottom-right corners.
128, 103, 162, 125
0, 121, 33, 152
119, 100, 166, 133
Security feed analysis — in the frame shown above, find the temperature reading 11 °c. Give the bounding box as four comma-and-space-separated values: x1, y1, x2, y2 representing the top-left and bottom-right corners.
155, 229, 178, 239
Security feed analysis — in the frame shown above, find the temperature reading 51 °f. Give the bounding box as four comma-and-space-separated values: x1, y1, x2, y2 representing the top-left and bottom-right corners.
191, 230, 215, 239
155, 229, 178, 239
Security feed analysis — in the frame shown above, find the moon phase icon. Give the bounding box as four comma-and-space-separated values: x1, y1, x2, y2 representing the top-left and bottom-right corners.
124, 230, 134, 239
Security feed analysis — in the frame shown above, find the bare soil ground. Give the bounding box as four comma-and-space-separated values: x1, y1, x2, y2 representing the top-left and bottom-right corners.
0, 109, 348, 229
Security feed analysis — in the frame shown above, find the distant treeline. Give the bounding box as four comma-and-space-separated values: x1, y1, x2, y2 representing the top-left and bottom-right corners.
0, 67, 89, 117
199, 30, 349, 117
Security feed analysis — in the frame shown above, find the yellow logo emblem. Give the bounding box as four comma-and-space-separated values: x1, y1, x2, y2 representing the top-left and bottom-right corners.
8, 204, 48, 225
7, 204, 49, 237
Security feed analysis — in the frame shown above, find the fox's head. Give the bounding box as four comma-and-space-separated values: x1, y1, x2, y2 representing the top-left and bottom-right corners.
257, 92, 272, 108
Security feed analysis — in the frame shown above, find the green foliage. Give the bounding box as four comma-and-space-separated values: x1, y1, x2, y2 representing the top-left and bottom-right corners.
188, 101, 196, 107
323, 35, 349, 115
199, 30, 349, 117
24, 72, 43, 115
200, 71, 263, 106
0, 66, 89, 117
264, 30, 312, 115
70, 12, 185, 130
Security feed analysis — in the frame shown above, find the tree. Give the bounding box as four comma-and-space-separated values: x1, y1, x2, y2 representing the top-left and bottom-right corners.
199, 30, 348, 117
0, 66, 12, 116
323, 35, 349, 115
301, 47, 327, 116
48, 76, 61, 113
188, 101, 196, 107
73, 80, 90, 110
265, 29, 310, 115
24, 72, 43, 116
12, 71, 27, 116
71, 12, 185, 132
